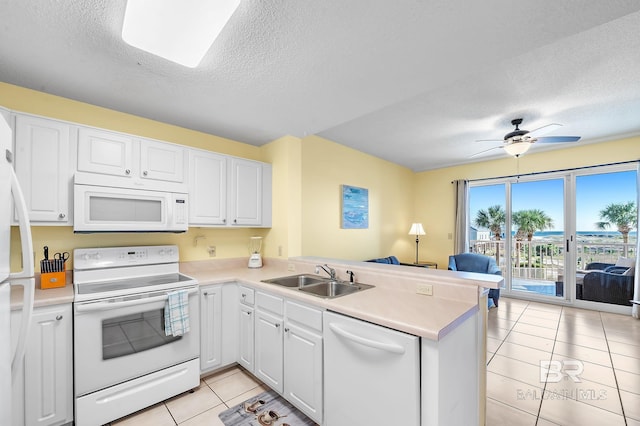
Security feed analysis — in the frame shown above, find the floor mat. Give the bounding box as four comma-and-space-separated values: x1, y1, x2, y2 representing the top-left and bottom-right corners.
219, 389, 316, 426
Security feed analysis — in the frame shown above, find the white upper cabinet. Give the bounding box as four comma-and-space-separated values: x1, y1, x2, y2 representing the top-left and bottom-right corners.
139, 138, 185, 183
78, 127, 185, 184
188, 150, 272, 228
189, 149, 227, 225
77, 127, 133, 178
14, 114, 73, 224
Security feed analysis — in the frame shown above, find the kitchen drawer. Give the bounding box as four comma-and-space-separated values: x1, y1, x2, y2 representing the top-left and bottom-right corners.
256, 291, 284, 316
285, 300, 323, 332
238, 285, 255, 306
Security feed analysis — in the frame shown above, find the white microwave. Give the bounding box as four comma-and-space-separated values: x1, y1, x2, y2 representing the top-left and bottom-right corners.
74, 178, 188, 233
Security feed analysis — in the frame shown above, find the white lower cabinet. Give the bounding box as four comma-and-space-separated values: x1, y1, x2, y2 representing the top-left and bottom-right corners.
254, 292, 284, 393
238, 301, 255, 373
11, 304, 73, 426
200, 285, 222, 371
283, 300, 323, 424
200, 283, 239, 374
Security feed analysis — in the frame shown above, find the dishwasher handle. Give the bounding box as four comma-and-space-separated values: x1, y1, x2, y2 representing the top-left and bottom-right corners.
76, 289, 197, 312
328, 323, 406, 354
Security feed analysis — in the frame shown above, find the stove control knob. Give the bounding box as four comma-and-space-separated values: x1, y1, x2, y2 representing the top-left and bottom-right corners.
82, 253, 89, 261
167, 248, 175, 256
159, 249, 165, 256
95, 253, 102, 260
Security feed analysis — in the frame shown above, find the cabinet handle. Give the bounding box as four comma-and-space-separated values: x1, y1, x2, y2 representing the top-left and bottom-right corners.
223, 219, 226, 224
203, 292, 208, 296
247, 311, 252, 316
56, 315, 63, 321
143, 170, 148, 176
58, 213, 66, 219
234, 219, 237, 224
284, 327, 290, 333
125, 169, 131, 175
275, 323, 280, 328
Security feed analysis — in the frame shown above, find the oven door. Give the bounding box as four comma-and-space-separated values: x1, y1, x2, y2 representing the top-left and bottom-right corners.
74, 285, 199, 397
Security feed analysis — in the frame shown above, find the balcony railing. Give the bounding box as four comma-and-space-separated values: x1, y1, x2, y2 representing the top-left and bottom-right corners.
470, 239, 637, 281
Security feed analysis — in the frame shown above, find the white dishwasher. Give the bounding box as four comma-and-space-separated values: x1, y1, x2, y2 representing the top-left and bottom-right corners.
323, 311, 420, 426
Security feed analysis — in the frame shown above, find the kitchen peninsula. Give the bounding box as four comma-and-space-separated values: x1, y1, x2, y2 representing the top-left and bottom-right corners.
183, 255, 502, 426
12, 256, 501, 426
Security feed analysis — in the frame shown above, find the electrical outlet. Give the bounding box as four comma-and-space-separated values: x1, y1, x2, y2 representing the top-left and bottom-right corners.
448, 233, 453, 240
208, 246, 216, 257
287, 263, 296, 272
278, 246, 283, 256
416, 283, 433, 296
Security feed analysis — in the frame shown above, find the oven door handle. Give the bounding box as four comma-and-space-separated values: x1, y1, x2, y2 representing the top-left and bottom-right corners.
75, 289, 197, 312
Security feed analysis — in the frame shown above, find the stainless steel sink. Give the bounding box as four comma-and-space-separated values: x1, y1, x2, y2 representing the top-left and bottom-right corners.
261, 274, 327, 288
298, 281, 374, 299
261, 274, 374, 298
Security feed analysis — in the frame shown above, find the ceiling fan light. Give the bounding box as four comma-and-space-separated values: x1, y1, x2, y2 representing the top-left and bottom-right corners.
122, 0, 241, 68
504, 141, 532, 157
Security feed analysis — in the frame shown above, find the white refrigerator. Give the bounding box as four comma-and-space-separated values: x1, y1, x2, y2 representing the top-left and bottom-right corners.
0, 109, 35, 425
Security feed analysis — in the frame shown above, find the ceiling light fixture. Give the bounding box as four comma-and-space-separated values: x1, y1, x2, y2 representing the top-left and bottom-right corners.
122, 0, 241, 68
503, 141, 533, 157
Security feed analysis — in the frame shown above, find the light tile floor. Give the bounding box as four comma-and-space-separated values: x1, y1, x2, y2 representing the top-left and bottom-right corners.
487, 298, 640, 426
109, 366, 267, 426
107, 297, 640, 426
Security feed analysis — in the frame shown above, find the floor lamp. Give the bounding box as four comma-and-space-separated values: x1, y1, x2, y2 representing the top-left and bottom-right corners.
408, 223, 425, 264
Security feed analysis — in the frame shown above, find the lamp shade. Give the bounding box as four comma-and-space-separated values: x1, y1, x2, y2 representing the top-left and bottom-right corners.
408, 223, 425, 236
503, 141, 533, 157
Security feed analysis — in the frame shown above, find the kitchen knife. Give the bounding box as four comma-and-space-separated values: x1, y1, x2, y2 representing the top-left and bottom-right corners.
44, 245, 49, 260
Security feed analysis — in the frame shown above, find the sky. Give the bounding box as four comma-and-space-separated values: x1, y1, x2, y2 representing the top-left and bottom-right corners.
469, 169, 637, 232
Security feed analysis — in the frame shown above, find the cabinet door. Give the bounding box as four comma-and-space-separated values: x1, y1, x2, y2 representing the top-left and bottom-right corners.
200, 286, 222, 372
140, 139, 185, 183
255, 309, 284, 393
188, 150, 227, 225
77, 127, 133, 177
14, 115, 71, 223
284, 322, 323, 423
24, 304, 73, 426
229, 158, 262, 226
238, 304, 255, 373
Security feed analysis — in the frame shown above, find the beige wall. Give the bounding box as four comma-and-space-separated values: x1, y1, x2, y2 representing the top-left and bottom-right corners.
300, 135, 416, 262
417, 137, 640, 270
4, 82, 639, 271
1, 83, 274, 271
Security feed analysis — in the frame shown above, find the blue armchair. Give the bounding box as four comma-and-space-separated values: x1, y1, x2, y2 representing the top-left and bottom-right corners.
448, 253, 502, 307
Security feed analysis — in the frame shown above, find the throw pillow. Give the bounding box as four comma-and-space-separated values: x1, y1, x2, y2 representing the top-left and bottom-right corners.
615, 257, 636, 268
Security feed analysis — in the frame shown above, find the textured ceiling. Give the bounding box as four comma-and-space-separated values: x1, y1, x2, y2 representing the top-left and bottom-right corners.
1, 1, 640, 171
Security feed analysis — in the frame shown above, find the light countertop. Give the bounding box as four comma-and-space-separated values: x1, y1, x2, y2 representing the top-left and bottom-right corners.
11, 256, 503, 341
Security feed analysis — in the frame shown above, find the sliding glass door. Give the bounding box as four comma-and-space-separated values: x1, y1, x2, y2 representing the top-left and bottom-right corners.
510, 178, 566, 299
468, 164, 637, 309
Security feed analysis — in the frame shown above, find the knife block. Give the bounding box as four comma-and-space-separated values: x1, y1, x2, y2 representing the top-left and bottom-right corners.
41, 271, 66, 289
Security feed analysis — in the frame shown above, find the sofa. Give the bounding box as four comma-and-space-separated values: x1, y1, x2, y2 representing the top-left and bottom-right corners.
448, 253, 502, 307
581, 261, 635, 306
365, 256, 400, 265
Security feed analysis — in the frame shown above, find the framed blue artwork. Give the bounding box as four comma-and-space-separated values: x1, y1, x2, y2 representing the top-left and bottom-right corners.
341, 185, 369, 229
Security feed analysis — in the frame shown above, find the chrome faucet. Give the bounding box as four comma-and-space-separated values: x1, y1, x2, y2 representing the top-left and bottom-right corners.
315, 264, 336, 280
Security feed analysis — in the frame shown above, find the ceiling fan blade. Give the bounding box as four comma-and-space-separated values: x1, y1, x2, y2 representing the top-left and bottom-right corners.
536, 136, 581, 143
475, 138, 503, 143
527, 123, 562, 137
470, 146, 503, 158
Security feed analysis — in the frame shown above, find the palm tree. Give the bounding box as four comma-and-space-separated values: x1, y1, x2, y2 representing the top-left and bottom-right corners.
512, 209, 554, 241
596, 201, 637, 244
512, 209, 554, 270
474, 205, 506, 263
474, 205, 506, 240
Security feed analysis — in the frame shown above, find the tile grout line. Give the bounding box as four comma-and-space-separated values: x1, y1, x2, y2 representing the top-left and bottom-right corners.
600, 311, 629, 425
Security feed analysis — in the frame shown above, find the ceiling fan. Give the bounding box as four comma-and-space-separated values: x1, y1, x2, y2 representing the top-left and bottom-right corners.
472, 118, 581, 158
